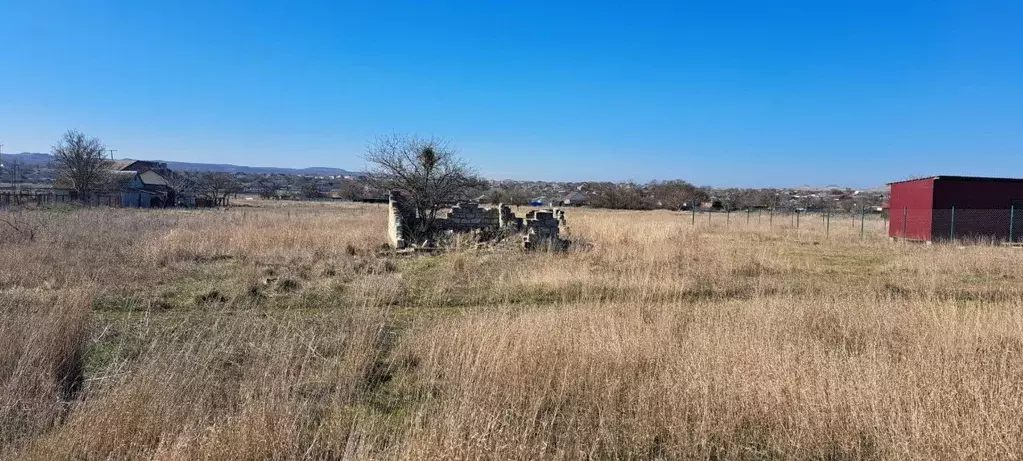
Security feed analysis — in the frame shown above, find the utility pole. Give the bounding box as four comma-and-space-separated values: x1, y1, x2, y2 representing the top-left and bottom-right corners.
108, 148, 118, 161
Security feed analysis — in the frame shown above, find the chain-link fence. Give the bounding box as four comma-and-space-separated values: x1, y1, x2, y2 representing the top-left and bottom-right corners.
890, 206, 1023, 243
685, 207, 889, 241
685, 205, 1023, 244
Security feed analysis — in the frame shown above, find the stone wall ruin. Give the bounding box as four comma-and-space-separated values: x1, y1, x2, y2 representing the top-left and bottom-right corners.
387, 190, 566, 250
438, 202, 500, 231
387, 190, 414, 249
523, 210, 564, 250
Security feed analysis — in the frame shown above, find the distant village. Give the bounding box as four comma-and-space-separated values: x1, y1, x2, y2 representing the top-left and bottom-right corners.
0, 153, 887, 211
484, 180, 888, 212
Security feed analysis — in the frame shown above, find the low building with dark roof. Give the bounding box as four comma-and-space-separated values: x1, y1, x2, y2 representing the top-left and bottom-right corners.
117, 170, 174, 208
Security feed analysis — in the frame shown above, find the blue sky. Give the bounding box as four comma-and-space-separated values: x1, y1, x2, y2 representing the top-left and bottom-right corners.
2, 1, 1021, 187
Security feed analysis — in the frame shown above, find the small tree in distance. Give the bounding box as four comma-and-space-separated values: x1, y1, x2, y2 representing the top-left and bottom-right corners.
365, 134, 486, 238
255, 176, 279, 199
336, 180, 365, 201
52, 130, 110, 201
649, 180, 707, 210
299, 177, 322, 200
165, 171, 196, 206
195, 172, 241, 206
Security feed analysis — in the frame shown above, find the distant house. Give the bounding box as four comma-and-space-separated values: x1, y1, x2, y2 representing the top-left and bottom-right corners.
116, 170, 174, 208
560, 191, 588, 206
108, 160, 194, 207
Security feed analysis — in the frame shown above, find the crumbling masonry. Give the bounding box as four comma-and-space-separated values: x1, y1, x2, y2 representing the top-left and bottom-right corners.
387, 190, 567, 250
522, 209, 564, 250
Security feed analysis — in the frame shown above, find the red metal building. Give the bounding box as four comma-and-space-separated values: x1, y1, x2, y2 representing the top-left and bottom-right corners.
888, 176, 1023, 242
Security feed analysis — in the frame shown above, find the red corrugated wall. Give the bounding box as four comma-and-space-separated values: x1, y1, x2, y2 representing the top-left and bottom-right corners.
889, 178, 934, 240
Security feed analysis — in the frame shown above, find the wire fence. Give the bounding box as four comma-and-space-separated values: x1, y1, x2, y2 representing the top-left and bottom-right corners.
890, 206, 1023, 244
0, 191, 121, 208
685, 207, 889, 241
686, 205, 1023, 245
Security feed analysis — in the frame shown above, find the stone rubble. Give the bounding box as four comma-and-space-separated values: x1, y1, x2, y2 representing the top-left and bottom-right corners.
387, 190, 567, 250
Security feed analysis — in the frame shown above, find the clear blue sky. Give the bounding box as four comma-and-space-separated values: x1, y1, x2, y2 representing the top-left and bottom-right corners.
2, 1, 1021, 187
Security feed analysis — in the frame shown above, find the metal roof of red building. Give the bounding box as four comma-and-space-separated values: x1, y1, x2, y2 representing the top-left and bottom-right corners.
887, 175, 1023, 186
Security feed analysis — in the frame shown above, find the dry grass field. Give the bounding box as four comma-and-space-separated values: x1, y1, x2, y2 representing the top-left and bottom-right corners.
3, 201, 1023, 459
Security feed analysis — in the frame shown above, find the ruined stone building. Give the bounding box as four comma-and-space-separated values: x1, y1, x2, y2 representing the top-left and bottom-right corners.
387, 190, 567, 250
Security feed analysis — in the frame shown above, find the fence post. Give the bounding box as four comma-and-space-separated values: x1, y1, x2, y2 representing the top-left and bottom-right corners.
691, 206, 696, 225
796, 210, 800, 238
949, 206, 955, 241
860, 205, 865, 240
726, 209, 730, 227
1010, 205, 1015, 243
769, 209, 773, 228
746, 208, 750, 225
825, 207, 830, 239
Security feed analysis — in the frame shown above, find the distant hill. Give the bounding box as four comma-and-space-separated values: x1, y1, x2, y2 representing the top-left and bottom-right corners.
0, 152, 364, 176
0, 152, 54, 167
160, 159, 362, 176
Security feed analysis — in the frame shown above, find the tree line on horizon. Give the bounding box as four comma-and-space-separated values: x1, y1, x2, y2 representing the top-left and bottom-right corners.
41, 130, 885, 212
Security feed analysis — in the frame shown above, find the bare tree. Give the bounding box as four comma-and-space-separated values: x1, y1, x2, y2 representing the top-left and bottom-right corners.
336, 179, 365, 201
365, 134, 486, 237
255, 176, 280, 199
589, 182, 651, 210
298, 177, 322, 200
195, 172, 241, 205
164, 170, 196, 206
649, 180, 706, 210
52, 130, 110, 200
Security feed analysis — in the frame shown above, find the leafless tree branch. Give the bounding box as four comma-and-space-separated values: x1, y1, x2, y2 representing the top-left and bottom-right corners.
364, 134, 487, 238
52, 130, 111, 201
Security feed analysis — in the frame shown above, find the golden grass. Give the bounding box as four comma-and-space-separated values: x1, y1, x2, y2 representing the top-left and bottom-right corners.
3, 202, 1023, 459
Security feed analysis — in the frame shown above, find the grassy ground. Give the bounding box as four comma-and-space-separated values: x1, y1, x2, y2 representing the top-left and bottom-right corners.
3, 201, 1023, 459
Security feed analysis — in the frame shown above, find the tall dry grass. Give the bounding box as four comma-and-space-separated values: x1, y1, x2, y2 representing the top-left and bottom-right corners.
1, 290, 90, 449
2, 202, 1023, 459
